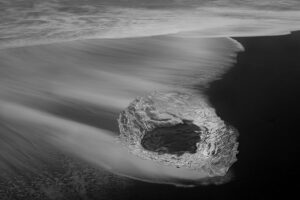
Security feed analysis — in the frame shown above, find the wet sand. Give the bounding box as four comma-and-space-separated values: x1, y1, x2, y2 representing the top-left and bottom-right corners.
102, 31, 300, 200
0, 31, 299, 199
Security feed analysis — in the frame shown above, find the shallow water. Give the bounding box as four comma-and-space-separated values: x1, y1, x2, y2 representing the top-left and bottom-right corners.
0, 35, 242, 187
0, 1, 300, 198
1, 0, 300, 49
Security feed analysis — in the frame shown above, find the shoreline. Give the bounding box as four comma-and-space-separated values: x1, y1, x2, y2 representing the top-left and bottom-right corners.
0, 30, 299, 199
203, 31, 300, 196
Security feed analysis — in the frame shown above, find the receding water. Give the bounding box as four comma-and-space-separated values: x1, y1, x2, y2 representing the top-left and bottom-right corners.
0, 36, 242, 187
0, 1, 300, 198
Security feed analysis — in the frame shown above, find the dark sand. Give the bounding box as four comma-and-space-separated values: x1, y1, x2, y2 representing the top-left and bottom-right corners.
117, 31, 300, 199
0, 32, 299, 199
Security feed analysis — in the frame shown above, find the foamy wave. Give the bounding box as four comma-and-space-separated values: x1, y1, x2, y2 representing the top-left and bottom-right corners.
1, 100, 234, 186
0, 1, 300, 48
0, 35, 241, 186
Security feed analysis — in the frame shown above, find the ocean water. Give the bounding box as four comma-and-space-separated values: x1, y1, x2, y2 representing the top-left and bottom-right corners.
0, 35, 242, 187
1, 0, 300, 49
0, 0, 300, 199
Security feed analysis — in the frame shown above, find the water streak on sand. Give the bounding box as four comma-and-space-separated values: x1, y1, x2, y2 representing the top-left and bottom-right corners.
0, 36, 241, 186
1, 0, 300, 186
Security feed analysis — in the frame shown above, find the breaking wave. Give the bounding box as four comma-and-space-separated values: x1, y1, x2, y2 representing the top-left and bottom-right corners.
0, 0, 300, 49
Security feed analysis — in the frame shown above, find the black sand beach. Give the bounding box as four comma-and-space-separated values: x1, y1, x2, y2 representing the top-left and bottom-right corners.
0, 31, 299, 199
110, 31, 300, 200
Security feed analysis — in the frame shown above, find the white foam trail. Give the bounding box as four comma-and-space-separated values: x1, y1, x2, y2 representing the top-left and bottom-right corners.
1, 101, 224, 186
0, 36, 242, 108
0, 36, 241, 186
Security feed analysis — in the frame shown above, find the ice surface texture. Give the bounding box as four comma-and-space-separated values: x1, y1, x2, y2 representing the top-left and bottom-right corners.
118, 92, 239, 177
